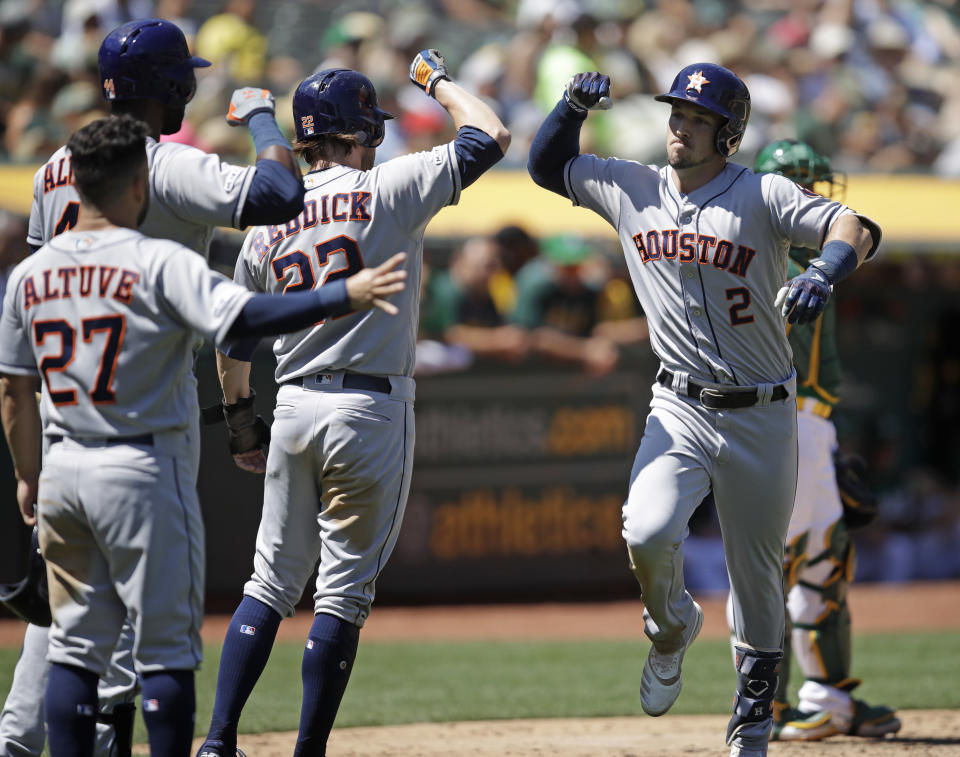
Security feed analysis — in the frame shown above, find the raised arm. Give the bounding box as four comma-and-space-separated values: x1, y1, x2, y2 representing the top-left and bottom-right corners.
225, 87, 305, 226
528, 72, 611, 198
409, 49, 510, 187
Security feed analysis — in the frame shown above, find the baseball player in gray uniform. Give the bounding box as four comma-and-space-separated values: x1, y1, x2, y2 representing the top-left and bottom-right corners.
196, 51, 510, 757
1, 18, 305, 757
0, 114, 405, 757
528, 65, 880, 757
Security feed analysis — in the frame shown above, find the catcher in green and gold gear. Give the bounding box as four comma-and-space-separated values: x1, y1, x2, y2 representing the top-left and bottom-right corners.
742, 139, 900, 741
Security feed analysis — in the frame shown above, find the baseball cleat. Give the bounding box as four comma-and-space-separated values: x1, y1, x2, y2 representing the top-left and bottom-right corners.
848, 698, 901, 737
775, 707, 837, 741
776, 698, 901, 741
640, 601, 703, 716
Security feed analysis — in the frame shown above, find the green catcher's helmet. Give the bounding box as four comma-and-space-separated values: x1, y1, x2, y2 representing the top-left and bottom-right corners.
754, 139, 845, 199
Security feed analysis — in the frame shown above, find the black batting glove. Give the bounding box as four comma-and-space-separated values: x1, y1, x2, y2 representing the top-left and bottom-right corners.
564, 72, 613, 113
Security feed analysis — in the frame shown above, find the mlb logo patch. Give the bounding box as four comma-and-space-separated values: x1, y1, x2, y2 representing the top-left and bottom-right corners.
306, 639, 314, 650
144, 699, 160, 712
240, 624, 256, 636
301, 115, 315, 136
103, 78, 116, 100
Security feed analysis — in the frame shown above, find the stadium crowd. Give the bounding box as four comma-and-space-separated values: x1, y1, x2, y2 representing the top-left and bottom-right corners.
0, 0, 959, 173
0, 0, 958, 586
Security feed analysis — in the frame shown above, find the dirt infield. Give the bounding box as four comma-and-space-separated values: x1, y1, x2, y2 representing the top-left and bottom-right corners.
3, 582, 958, 755
215, 711, 960, 756
190, 582, 959, 756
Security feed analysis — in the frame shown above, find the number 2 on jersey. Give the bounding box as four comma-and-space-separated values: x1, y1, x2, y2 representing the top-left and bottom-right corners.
34, 315, 125, 406
270, 234, 364, 318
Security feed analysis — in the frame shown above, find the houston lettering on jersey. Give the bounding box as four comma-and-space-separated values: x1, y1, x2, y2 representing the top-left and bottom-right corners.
249, 192, 373, 261
22, 266, 140, 310
631, 229, 756, 278
42, 156, 74, 194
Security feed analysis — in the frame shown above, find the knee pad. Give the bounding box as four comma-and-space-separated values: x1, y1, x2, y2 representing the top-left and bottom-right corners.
726, 646, 782, 746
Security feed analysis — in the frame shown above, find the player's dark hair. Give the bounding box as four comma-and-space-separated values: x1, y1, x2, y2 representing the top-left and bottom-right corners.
67, 114, 149, 208
293, 134, 360, 167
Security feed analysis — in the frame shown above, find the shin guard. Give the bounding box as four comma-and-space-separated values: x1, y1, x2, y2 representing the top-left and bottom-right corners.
727, 646, 783, 746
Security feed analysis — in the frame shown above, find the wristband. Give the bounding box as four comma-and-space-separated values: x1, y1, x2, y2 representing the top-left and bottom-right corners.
247, 111, 288, 153
810, 240, 857, 285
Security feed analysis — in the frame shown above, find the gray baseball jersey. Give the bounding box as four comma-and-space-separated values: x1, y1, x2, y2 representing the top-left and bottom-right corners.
564, 157, 869, 657
567, 160, 852, 385
27, 138, 255, 256
0, 229, 250, 436
4, 136, 253, 757
235, 142, 459, 626
235, 143, 460, 380
0, 228, 251, 684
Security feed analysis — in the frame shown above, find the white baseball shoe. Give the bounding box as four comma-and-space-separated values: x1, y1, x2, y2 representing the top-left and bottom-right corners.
640, 601, 703, 716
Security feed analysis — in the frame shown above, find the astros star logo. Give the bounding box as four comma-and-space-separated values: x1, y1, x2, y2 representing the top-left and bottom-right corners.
686, 71, 710, 93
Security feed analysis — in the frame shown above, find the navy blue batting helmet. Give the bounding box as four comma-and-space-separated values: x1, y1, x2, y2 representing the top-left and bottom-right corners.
98, 19, 210, 107
655, 62, 751, 157
292, 68, 394, 146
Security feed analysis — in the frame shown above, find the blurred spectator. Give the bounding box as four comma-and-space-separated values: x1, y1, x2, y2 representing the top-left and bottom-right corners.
509, 233, 619, 376
194, 0, 267, 85
420, 235, 530, 364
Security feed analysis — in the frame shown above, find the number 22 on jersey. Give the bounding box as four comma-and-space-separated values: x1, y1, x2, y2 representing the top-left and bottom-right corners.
270, 234, 364, 320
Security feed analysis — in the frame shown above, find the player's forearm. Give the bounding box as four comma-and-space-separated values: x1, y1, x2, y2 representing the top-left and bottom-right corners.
527, 99, 586, 197
0, 375, 42, 482
433, 79, 510, 154
824, 214, 877, 266
225, 279, 350, 340
216, 352, 253, 404
813, 215, 880, 287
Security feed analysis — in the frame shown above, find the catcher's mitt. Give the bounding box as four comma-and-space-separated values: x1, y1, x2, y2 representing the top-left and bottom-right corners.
0, 527, 51, 626
834, 450, 878, 529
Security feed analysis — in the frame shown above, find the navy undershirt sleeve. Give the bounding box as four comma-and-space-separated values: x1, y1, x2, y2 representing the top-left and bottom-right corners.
453, 126, 504, 189
527, 100, 587, 198
239, 158, 305, 227
225, 278, 350, 341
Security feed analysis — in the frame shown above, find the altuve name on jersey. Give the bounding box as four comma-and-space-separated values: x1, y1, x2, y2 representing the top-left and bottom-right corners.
632, 229, 756, 277
22, 266, 140, 310
250, 192, 373, 261
42, 156, 74, 193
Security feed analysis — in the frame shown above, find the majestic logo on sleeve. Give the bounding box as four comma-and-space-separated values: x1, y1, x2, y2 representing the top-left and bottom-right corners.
686, 71, 710, 93
631, 229, 756, 278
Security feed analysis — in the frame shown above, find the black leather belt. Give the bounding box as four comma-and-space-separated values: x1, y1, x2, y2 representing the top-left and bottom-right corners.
657, 369, 788, 410
47, 433, 154, 446
282, 373, 392, 394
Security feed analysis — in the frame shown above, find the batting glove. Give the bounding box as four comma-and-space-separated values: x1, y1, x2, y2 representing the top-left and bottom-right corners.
226, 87, 276, 126
410, 49, 450, 98
775, 266, 832, 324
564, 72, 612, 113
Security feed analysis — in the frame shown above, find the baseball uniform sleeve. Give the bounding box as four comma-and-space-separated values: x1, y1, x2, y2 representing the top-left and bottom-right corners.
148, 141, 255, 230
26, 167, 45, 249
0, 268, 39, 376
763, 174, 851, 251
155, 244, 254, 345
374, 142, 461, 235
566, 154, 651, 230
